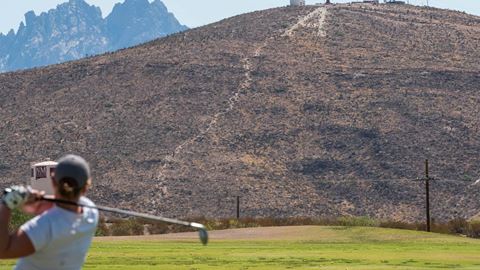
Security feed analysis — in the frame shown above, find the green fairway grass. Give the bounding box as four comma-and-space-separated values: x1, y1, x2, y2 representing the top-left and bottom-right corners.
1, 226, 479, 269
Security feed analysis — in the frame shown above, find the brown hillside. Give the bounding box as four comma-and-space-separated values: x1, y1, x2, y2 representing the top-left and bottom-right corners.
1, 4, 480, 221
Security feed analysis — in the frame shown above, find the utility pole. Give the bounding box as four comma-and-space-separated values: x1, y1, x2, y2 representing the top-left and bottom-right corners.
419, 159, 434, 232
236, 196, 240, 219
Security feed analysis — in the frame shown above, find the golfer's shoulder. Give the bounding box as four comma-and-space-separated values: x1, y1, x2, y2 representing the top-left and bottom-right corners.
79, 196, 96, 207
79, 196, 99, 222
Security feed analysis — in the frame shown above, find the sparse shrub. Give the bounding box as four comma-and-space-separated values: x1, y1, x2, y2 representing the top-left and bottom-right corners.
9, 210, 32, 232
337, 216, 378, 227
147, 222, 170, 235
431, 222, 452, 235
379, 220, 417, 230
95, 217, 110, 236
272, 87, 287, 94
467, 222, 480, 238
462, 174, 473, 181
447, 218, 468, 235
110, 218, 144, 236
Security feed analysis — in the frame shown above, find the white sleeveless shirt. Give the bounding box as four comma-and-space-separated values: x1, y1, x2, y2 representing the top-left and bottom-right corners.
15, 197, 99, 270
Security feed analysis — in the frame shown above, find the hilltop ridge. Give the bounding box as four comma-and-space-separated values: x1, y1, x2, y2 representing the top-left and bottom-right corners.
0, 4, 479, 221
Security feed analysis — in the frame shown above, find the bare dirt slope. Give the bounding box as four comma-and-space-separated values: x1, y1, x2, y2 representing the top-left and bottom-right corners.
1, 4, 480, 221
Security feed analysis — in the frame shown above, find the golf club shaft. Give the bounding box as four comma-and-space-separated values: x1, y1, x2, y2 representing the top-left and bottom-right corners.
40, 197, 204, 229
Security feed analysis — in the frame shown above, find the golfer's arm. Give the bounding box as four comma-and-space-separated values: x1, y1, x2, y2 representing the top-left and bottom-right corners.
0, 204, 11, 254
0, 204, 35, 259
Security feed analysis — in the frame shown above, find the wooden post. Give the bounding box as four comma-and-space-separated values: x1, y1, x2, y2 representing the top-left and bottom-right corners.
425, 159, 431, 232
236, 196, 240, 219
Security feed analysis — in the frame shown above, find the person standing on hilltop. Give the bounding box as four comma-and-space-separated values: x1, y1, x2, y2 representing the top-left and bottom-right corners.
0, 154, 99, 270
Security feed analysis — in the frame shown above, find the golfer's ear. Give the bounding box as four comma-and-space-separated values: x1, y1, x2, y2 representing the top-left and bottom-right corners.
81, 179, 92, 194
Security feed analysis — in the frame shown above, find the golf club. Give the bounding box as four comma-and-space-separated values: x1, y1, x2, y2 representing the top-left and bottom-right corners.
41, 197, 209, 245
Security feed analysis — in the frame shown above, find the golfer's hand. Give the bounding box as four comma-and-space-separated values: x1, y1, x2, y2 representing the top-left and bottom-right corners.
2, 185, 32, 210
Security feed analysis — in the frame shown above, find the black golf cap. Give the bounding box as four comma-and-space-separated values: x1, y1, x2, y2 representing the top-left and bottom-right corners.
55, 154, 90, 188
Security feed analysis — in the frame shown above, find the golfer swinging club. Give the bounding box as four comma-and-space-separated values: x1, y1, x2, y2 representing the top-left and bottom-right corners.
0, 154, 99, 270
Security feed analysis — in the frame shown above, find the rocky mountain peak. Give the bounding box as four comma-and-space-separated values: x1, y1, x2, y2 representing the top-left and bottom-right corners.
6, 29, 15, 37
15, 22, 26, 36
0, 0, 187, 72
52, 0, 100, 16
24, 11, 37, 26
123, 0, 150, 6
66, 0, 95, 10
68, 0, 87, 5
105, 0, 186, 48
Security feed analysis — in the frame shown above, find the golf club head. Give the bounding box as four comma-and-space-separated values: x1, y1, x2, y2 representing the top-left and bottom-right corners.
199, 229, 209, 245
190, 222, 208, 245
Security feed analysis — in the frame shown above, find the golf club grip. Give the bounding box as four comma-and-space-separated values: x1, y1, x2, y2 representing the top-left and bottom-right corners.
40, 197, 193, 227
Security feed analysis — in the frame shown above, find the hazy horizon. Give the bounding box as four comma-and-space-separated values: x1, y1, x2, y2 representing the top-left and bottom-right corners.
1, 0, 479, 35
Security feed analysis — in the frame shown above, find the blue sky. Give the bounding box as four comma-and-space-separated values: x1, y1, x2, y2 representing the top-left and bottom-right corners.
1, 0, 479, 35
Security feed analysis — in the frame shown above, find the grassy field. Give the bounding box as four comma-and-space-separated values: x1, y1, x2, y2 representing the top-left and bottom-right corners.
1, 226, 480, 269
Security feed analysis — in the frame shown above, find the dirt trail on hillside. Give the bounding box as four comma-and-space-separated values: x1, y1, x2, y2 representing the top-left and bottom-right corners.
283, 6, 328, 37
155, 42, 268, 182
